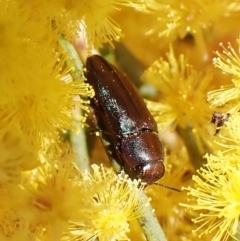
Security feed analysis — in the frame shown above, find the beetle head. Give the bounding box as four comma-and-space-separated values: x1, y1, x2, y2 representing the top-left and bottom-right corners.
120, 131, 165, 185
132, 160, 165, 184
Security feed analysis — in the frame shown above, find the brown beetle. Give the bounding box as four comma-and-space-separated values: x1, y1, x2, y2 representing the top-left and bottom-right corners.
86, 55, 165, 184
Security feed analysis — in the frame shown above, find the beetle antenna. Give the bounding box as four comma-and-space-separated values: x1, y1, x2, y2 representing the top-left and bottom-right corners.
153, 183, 181, 192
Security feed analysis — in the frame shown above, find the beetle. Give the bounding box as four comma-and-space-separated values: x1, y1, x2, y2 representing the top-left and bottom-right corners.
86, 55, 165, 185
210, 111, 230, 135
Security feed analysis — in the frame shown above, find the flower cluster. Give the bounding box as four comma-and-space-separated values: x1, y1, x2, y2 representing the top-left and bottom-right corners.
0, 147, 147, 241
182, 40, 240, 241
2, 0, 240, 241
141, 46, 214, 154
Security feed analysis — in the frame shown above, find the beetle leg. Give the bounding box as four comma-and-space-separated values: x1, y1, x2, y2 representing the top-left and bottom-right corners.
89, 128, 115, 137
114, 142, 125, 171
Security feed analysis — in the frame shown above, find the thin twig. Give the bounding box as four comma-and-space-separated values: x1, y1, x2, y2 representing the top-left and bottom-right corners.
137, 190, 168, 241
58, 37, 90, 171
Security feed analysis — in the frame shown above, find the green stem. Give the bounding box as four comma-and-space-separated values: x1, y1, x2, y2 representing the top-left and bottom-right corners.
176, 125, 207, 170
137, 191, 168, 241
58, 37, 90, 171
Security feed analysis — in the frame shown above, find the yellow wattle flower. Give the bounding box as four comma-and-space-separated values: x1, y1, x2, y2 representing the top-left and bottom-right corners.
208, 38, 240, 113
80, 0, 145, 47
141, 46, 214, 153
64, 164, 148, 241
3, 159, 149, 241
19, 0, 145, 47
0, 42, 92, 152
141, 0, 240, 51
182, 160, 240, 241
